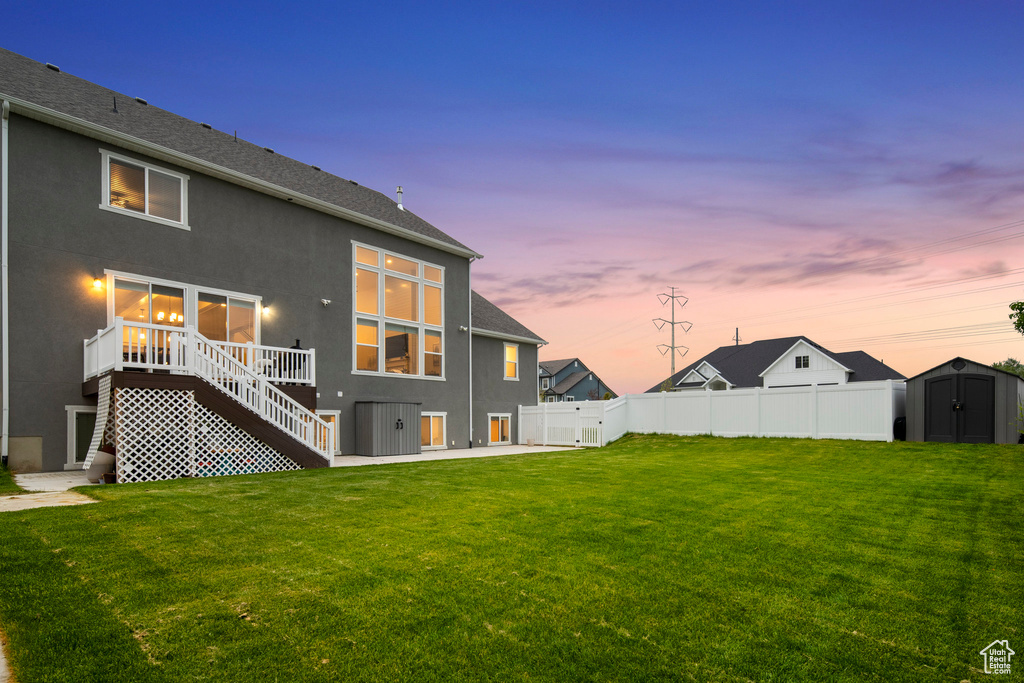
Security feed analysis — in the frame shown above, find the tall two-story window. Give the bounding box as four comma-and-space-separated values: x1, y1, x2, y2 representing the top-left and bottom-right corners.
353, 243, 444, 378
100, 150, 189, 230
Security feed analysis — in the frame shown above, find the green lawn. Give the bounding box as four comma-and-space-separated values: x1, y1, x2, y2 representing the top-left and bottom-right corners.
0, 466, 26, 496
0, 435, 1020, 682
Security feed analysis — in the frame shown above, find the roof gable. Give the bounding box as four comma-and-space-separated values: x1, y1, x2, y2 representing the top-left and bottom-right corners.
540, 358, 579, 376
0, 47, 479, 258
759, 338, 852, 377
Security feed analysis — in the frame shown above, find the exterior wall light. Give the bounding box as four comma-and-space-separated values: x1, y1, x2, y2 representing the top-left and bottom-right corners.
92, 277, 104, 290
262, 305, 271, 317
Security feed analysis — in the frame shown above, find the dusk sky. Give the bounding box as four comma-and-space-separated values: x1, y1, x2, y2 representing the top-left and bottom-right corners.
7, 1, 1024, 393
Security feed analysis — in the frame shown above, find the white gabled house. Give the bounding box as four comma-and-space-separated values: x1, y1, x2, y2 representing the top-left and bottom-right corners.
648, 336, 904, 393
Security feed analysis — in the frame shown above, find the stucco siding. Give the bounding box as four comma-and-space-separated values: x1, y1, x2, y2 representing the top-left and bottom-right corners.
6, 114, 474, 469
472, 335, 538, 446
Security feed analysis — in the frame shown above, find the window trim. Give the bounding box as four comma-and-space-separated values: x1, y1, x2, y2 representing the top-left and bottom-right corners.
65, 405, 97, 471
421, 411, 448, 451
351, 241, 445, 381
541, 377, 550, 390
315, 410, 342, 455
504, 342, 519, 381
99, 149, 190, 230
795, 355, 810, 369
488, 413, 512, 445
105, 270, 262, 342
566, 395, 575, 402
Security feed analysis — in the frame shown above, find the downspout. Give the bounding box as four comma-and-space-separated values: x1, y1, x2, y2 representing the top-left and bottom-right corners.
1, 100, 9, 466
467, 256, 477, 448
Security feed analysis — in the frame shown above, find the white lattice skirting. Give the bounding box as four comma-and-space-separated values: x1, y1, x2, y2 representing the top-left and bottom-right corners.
114, 387, 300, 483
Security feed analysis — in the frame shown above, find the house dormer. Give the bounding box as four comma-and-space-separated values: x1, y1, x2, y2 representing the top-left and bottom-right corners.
759, 339, 851, 388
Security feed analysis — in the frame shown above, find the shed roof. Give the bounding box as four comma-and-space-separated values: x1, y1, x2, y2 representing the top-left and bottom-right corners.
905, 356, 1024, 383
0, 47, 477, 257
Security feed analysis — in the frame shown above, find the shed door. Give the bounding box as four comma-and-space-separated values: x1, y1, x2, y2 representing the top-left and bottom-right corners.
924, 376, 955, 442
959, 374, 994, 444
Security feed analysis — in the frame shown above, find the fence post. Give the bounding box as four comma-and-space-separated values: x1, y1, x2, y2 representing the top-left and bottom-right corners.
541, 402, 548, 446
885, 379, 894, 442
755, 386, 762, 437
811, 384, 819, 439
707, 390, 713, 436
661, 391, 668, 434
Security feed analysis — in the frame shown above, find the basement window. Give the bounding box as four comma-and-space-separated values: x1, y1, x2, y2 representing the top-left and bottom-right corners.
100, 149, 189, 229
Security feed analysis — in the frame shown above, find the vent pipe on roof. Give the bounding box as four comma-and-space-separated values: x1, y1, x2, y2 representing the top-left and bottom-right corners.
396, 186, 404, 211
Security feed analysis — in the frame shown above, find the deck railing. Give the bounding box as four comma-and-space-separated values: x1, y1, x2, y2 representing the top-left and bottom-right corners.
84, 318, 332, 462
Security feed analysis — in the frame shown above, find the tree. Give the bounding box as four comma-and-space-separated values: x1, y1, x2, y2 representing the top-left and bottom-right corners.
602, 392, 613, 400
587, 388, 600, 401
659, 379, 673, 392
1011, 300, 1024, 335
993, 358, 1024, 379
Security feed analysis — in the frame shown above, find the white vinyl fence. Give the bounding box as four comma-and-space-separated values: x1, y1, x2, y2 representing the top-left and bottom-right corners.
520, 380, 906, 446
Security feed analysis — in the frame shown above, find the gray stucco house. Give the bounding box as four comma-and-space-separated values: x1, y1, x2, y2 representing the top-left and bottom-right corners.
539, 358, 617, 402
0, 48, 544, 478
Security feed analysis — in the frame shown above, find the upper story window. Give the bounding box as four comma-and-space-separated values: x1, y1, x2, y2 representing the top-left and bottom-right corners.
795, 355, 810, 369
100, 149, 189, 230
353, 242, 444, 379
541, 377, 550, 390
504, 343, 519, 380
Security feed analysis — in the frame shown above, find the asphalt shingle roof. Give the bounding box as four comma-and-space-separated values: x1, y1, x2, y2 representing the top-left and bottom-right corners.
471, 291, 545, 343
0, 48, 474, 254
539, 359, 577, 376
646, 336, 905, 392
549, 371, 590, 395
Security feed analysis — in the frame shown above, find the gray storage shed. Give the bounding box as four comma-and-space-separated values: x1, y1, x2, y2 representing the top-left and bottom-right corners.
354, 402, 422, 456
906, 357, 1024, 444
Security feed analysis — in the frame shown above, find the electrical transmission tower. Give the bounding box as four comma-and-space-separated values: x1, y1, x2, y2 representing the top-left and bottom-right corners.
653, 287, 692, 378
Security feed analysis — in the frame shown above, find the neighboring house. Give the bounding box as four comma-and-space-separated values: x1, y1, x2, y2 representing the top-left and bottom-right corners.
539, 358, 617, 402
646, 336, 904, 392
0, 48, 543, 477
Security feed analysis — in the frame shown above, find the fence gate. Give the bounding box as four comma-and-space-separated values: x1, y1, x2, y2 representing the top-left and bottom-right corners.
519, 402, 604, 447
577, 403, 604, 447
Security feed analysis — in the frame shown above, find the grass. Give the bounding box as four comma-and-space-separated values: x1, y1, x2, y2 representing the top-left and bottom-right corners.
0, 466, 27, 496
0, 434, 1020, 682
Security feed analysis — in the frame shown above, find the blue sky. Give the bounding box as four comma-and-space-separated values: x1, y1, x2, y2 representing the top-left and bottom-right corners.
7, 1, 1024, 391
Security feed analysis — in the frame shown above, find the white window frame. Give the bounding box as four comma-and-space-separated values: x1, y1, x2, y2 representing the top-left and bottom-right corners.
504, 342, 519, 381
65, 405, 97, 471
105, 270, 262, 342
795, 355, 810, 369
421, 411, 447, 451
545, 396, 557, 403
488, 413, 512, 445
99, 149, 190, 230
315, 410, 342, 455
566, 395, 575, 402
541, 377, 549, 390
351, 241, 445, 381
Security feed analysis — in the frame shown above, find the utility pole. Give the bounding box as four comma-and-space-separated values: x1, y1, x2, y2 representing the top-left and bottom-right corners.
653, 287, 692, 378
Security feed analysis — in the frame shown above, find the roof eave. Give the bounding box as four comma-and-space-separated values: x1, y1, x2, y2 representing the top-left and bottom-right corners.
758, 338, 852, 378
3, 94, 484, 260
471, 327, 547, 345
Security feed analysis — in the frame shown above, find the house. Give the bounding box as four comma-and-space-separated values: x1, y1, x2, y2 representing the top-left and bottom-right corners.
0, 48, 543, 478
539, 358, 617, 402
646, 336, 904, 392
905, 357, 1024, 444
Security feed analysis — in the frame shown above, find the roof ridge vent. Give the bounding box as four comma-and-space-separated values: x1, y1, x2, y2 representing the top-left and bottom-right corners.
311, 165, 321, 171
200, 122, 212, 129
264, 147, 275, 153
45, 63, 60, 72
134, 97, 148, 105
